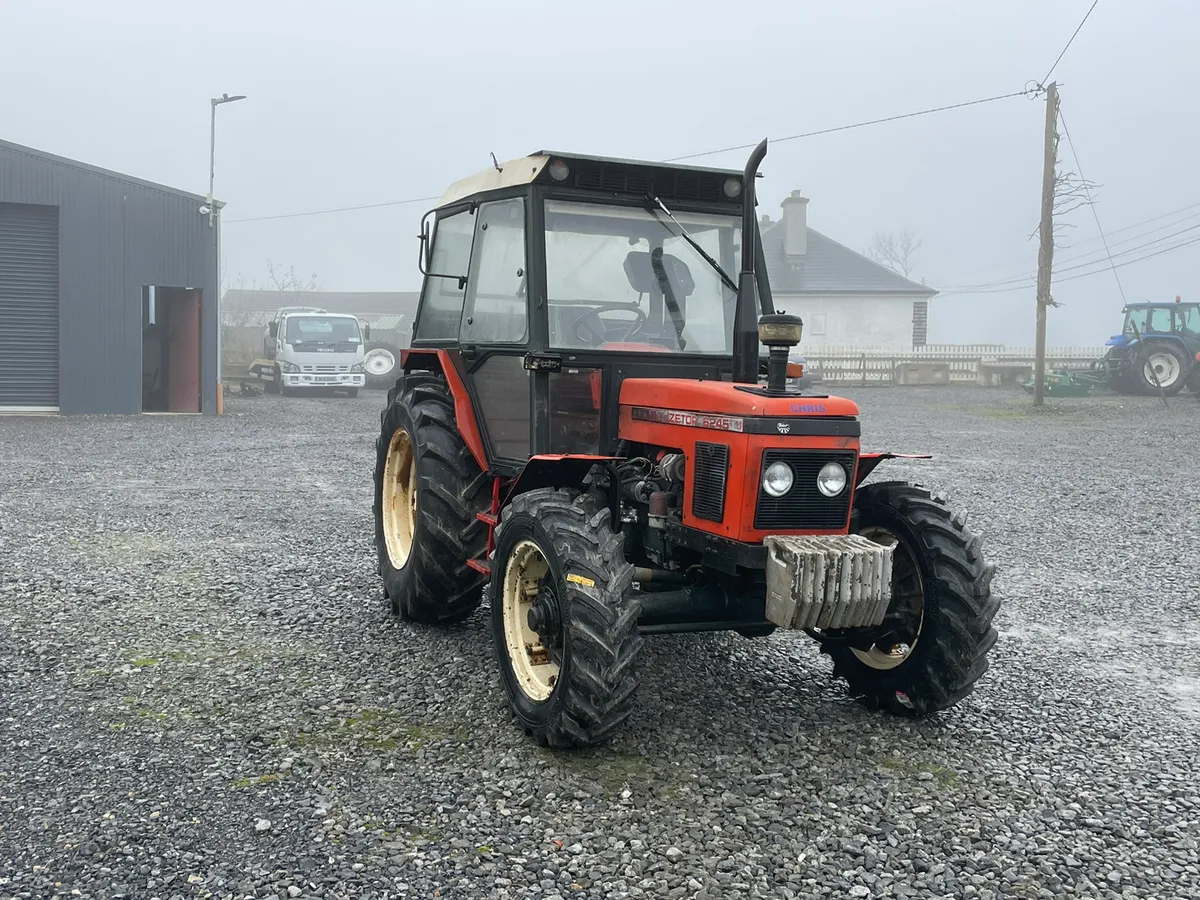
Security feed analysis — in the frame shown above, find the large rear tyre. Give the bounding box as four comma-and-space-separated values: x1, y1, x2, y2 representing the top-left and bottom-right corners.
373, 372, 490, 624
820, 482, 999, 716
489, 488, 642, 748
1138, 343, 1187, 396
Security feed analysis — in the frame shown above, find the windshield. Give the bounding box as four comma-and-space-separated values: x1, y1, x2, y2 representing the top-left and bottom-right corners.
285, 316, 362, 345
544, 200, 741, 354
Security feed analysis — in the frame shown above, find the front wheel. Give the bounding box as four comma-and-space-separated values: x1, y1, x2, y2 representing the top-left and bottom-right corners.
344, 387, 360, 398
820, 481, 999, 715
490, 488, 642, 748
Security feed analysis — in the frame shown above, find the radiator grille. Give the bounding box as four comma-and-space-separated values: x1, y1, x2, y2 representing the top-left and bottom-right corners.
691, 442, 730, 522
754, 450, 857, 531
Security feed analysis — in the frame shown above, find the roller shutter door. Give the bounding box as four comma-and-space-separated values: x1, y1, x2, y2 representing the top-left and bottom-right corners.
0, 203, 59, 410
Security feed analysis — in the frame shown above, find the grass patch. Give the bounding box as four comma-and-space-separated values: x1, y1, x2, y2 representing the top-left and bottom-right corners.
231, 773, 284, 789
131, 657, 160, 669
291, 708, 455, 754
879, 755, 959, 786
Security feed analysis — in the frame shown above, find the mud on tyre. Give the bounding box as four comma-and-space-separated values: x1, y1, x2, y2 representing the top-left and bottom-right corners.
489, 488, 643, 748
373, 372, 490, 624
821, 481, 999, 715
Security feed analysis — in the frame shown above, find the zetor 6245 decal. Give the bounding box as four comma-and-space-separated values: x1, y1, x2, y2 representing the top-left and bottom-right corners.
370, 141, 999, 748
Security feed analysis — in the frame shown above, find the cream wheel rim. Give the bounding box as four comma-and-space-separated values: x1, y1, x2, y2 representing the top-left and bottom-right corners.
1145, 352, 1181, 388
852, 525, 925, 671
382, 428, 417, 568
502, 539, 559, 702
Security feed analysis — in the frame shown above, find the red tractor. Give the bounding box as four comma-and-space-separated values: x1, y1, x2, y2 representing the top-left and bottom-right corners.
373, 141, 999, 748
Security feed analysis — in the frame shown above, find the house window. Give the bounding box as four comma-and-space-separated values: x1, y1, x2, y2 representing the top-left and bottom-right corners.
912, 300, 929, 347
808, 313, 827, 337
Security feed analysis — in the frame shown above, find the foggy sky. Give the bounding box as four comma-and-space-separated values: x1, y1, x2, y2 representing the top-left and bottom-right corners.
3, 0, 1196, 347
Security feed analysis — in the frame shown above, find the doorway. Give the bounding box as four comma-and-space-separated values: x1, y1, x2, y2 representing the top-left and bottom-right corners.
142, 286, 202, 413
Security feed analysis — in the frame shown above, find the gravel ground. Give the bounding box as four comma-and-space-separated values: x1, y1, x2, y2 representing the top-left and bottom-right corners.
1, 384, 1198, 900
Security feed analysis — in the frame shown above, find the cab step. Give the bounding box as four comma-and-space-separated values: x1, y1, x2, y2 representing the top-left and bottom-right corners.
466, 559, 491, 576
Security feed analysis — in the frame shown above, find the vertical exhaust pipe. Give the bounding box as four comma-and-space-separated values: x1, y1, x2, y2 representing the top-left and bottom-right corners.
732, 138, 769, 384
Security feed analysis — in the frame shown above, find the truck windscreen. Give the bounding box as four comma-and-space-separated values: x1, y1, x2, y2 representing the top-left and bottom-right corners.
285, 316, 362, 345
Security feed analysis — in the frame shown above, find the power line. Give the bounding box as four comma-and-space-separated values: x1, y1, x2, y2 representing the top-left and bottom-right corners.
1043, 0, 1101, 85
225, 195, 440, 224
224, 89, 1041, 223
944, 219, 1200, 292
665, 89, 1038, 162
1057, 106, 1126, 303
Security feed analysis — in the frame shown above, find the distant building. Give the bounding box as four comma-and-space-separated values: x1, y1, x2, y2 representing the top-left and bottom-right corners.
761, 193, 936, 347
1, 139, 221, 415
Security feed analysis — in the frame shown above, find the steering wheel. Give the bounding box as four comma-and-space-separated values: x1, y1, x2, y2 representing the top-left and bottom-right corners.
572, 303, 649, 346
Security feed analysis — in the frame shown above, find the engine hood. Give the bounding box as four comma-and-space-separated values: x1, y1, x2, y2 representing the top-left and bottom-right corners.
619, 378, 859, 418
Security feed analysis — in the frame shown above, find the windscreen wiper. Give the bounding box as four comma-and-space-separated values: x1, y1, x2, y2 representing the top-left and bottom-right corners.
649, 195, 739, 294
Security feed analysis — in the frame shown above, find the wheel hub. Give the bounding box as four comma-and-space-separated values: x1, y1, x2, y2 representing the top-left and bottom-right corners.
526, 587, 562, 646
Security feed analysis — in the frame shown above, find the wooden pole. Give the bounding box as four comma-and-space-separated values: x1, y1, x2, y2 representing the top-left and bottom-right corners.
1033, 82, 1059, 406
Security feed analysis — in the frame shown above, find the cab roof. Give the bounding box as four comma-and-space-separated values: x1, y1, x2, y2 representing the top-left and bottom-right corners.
437, 150, 744, 209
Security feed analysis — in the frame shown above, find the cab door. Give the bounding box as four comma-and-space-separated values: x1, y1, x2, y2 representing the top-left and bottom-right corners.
459, 196, 533, 465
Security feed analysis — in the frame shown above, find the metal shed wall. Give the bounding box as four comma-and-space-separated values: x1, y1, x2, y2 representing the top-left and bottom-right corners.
0, 140, 219, 415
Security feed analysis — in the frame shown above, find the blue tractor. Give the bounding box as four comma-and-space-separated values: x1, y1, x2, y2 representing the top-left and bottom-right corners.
1100, 299, 1200, 396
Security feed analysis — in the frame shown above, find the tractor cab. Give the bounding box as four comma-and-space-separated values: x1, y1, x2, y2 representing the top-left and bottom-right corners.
406, 149, 810, 469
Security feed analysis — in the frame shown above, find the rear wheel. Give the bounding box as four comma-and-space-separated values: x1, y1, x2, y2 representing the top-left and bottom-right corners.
820, 482, 999, 715
345, 387, 360, 398
489, 488, 642, 748
373, 372, 490, 624
1139, 343, 1187, 395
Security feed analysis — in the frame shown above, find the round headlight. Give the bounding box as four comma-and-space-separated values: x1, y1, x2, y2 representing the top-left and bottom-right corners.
817, 461, 847, 497
762, 461, 794, 498
548, 159, 570, 182
723, 177, 742, 199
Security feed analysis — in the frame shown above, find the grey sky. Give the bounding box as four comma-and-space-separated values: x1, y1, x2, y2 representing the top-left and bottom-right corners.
3, 0, 1196, 346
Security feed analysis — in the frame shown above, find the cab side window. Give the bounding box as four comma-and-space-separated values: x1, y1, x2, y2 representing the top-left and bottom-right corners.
414, 209, 475, 341
461, 198, 528, 344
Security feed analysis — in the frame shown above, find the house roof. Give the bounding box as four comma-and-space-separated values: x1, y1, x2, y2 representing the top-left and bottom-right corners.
0, 138, 222, 207
761, 220, 937, 297
221, 289, 419, 328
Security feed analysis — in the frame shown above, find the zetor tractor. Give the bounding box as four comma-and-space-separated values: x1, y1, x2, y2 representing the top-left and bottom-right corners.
372, 140, 1000, 747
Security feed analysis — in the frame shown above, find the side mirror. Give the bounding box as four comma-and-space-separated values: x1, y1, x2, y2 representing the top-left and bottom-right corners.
361, 322, 371, 341
268, 321, 278, 338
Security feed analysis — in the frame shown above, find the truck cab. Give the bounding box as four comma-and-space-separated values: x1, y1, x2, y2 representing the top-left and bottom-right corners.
253, 310, 369, 396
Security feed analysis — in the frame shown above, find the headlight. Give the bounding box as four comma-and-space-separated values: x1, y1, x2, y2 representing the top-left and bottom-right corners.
762, 461, 794, 498
351, 363, 366, 373
817, 461, 847, 497
281, 362, 300, 373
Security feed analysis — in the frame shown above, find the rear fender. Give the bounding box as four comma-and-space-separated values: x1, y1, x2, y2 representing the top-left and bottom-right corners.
399, 348, 489, 472
856, 452, 932, 486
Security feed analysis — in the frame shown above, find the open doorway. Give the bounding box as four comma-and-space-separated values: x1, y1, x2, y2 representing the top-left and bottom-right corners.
142, 286, 202, 413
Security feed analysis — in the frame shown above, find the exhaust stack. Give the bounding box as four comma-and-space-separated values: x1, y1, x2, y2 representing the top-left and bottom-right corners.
732, 138, 769, 384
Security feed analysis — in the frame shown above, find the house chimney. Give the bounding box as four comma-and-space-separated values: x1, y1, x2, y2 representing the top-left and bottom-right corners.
781, 191, 808, 256
760, 214, 772, 228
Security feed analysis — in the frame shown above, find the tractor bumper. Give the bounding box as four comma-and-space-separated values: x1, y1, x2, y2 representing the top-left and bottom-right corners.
763, 534, 895, 631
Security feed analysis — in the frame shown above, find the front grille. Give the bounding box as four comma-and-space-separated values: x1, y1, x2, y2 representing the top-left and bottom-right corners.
302, 365, 347, 373
691, 442, 730, 522
574, 163, 651, 196
754, 450, 857, 531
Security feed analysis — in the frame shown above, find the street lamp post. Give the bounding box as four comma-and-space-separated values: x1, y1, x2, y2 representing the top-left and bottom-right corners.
208, 92, 246, 414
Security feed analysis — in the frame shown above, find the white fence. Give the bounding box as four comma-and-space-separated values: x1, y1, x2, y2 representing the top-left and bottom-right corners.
799, 344, 1105, 385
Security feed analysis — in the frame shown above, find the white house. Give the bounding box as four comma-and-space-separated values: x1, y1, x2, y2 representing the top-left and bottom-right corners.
761, 192, 936, 347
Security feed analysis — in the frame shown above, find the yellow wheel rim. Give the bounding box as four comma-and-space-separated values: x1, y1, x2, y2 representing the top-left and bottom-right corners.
502, 540, 559, 702
382, 428, 417, 569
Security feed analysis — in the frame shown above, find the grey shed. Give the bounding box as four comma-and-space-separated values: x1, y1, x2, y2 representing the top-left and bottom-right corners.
0, 138, 222, 415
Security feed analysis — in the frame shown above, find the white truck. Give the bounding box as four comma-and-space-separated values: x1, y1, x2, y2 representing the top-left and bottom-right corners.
249, 308, 369, 397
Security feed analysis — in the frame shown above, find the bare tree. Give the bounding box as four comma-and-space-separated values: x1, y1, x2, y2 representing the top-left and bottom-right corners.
265, 259, 319, 300
865, 228, 922, 279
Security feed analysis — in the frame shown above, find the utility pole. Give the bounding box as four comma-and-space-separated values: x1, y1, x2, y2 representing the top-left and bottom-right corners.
1032, 82, 1058, 407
